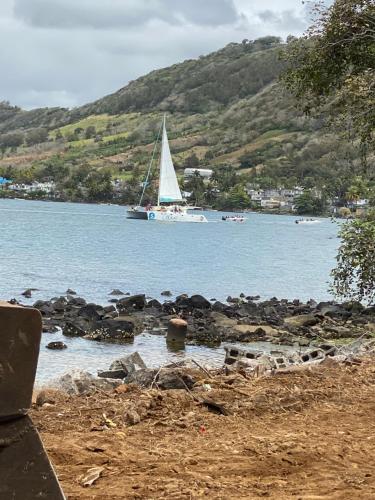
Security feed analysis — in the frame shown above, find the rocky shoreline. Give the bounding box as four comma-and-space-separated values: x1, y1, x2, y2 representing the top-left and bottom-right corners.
12, 290, 375, 350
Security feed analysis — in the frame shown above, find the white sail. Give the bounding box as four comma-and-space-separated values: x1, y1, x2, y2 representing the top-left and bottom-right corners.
158, 117, 183, 203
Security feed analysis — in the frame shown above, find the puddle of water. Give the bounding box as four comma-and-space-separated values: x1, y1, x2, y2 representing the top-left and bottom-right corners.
36, 330, 303, 386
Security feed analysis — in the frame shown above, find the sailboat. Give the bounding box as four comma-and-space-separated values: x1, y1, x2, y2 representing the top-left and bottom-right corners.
127, 116, 208, 223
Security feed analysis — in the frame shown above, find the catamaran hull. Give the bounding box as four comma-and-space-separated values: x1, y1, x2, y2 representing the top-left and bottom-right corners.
147, 211, 207, 223
127, 209, 148, 220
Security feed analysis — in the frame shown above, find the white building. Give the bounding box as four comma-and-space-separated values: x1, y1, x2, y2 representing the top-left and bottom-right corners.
8, 181, 56, 194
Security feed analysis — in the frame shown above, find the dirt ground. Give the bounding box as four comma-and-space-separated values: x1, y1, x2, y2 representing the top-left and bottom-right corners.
32, 358, 375, 499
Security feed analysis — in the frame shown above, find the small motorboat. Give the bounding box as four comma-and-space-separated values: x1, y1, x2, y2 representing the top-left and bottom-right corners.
295, 218, 321, 224
222, 215, 247, 223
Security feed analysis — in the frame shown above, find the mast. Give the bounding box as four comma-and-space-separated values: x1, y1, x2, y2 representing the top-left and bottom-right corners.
157, 114, 166, 206
138, 118, 163, 207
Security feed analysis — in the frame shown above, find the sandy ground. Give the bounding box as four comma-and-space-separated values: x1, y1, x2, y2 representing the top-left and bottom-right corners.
31, 359, 375, 499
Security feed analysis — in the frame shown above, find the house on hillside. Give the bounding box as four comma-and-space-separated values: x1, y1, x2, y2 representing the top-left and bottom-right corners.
246, 185, 305, 210
8, 181, 56, 194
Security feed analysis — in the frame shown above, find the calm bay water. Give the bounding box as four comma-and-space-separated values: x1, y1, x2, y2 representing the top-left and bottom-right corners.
0, 198, 338, 382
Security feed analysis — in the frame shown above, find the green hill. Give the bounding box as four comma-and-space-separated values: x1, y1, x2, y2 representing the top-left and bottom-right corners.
0, 36, 371, 207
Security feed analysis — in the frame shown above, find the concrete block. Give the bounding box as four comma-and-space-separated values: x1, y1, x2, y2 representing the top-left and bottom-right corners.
0, 301, 42, 419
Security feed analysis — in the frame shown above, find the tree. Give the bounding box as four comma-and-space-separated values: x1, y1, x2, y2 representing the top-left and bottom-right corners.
85, 126, 96, 139
294, 191, 327, 215
281, 0, 374, 157
84, 171, 113, 202
184, 153, 199, 169
282, 0, 375, 303
0, 131, 24, 153
26, 128, 48, 146
331, 213, 375, 304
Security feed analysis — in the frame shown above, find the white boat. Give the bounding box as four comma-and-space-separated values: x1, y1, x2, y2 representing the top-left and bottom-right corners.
222, 215, 247, 223
127, 116, 207, 223
295, 218, 321, 224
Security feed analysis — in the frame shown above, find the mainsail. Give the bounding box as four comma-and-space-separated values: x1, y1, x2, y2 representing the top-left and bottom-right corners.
158, 116, 183, 203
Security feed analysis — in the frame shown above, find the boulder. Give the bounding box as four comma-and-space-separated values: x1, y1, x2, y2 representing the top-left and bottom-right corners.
52, 297, 67, 313
232, 324, 278, 341
117, 294, 146, 311
78, 304, 104, 321
66, 288, 77, 295
33, 300, 53, 316
84, 315, 143, 342
161, 290, 172, 297
53, 370, 122, 395
211, 301, 230, 313
109, 289, 125, 296
284, 314, 320, 328
63, 318, 90, 337
46, 341, 67, 350
190, 295, 211, 309
147, 299, 162, 309
67, 296, 86, 307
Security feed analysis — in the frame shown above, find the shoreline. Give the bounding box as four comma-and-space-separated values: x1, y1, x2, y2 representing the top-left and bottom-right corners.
16, 290, 374, 351
0, 194, 334, 218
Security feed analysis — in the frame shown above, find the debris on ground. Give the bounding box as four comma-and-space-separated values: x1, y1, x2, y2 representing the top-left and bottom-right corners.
32, 354, 375, 499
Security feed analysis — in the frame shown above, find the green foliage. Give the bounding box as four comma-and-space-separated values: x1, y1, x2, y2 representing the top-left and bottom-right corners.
281, 0, 375, 154
85, 125, 96, 139
331, 213, 375, 303
26, 128, 48, 146
85, 171, 113, 201
294, 191, 327, 215
184, 153, 199, 168
0, 131, 24, 153
215, 184, 251, 210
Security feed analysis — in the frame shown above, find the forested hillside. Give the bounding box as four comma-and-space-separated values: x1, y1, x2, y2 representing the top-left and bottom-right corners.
0, 36, 372, 207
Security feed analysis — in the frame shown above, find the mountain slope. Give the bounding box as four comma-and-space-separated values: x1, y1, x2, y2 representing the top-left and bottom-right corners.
0, 36, 369, 205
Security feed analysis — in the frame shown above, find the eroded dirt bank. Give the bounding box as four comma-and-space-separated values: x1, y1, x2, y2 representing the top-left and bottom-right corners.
32, 359, 375, 499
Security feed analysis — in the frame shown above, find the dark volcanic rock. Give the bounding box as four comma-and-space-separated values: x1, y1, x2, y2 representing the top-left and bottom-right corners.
78, 303, 104, 321
147, 299, 162, 309
52, 297, 67, 313
317, 303, 352, 320
67, 296, 86, 307
46, 341, 67, 350
161, 290, 172, 297
83, 315, 143, 342
109, 289, 125, 296
33, 300, 53, 315
190, 295, 211, 309
66, 288, 77, 295
63, 318, 89, 337
117, 294, 146, 311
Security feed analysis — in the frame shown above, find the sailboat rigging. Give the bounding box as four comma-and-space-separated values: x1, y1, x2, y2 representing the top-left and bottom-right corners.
127, 115, 208, 223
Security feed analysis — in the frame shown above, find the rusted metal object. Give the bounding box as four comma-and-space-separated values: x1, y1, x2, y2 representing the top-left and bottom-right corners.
0, 301, 65, 499
166, 318, 187, 343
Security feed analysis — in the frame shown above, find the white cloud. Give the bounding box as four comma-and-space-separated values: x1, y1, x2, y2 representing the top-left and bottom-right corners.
0, 0, 315, 109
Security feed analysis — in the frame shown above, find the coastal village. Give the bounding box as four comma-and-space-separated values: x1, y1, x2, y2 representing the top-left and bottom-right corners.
0, 172, 370, 216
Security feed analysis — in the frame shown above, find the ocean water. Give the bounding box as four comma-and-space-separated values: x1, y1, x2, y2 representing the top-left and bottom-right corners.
0, 198, 339, 382
0, 198, 338, 304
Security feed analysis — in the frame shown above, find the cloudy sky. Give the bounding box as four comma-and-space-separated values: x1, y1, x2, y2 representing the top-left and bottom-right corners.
0, 0, 315, 110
